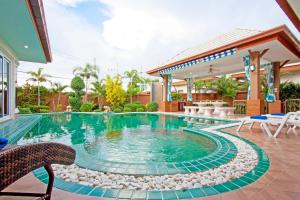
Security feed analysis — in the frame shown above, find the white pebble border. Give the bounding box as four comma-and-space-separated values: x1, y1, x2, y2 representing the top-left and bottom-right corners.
52, 125, 259, 191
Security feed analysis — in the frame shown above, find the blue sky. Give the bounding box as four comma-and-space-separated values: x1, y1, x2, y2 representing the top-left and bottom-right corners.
18, 0, 300, 86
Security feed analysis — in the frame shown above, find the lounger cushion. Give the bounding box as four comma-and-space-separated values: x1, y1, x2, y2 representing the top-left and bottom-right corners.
250, 115, 267, 120
0, 137, 8, 150
270, 112, 285, 116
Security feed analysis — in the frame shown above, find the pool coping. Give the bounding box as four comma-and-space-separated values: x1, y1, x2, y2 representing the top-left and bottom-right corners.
32, 119, 270, 199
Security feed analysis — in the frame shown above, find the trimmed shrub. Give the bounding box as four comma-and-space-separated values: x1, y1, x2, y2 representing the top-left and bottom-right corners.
124, 102, 144, 112
123, 107, 132, 112
19, 107, 32, 114
80, 102, 93, 112
280, 81, 300, 101
136, 107, 144, 112
28, 105, 49, 113
113, 108, 122, 113
39, 109, 49, 113
71, 76, 85, 93
171, 93, 183, 101
146, 102, 159, 112
69, 96, 81, 112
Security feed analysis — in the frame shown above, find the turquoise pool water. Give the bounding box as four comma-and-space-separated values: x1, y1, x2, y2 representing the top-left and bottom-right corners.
22, 113, 269, 199
18, 113, 233, 174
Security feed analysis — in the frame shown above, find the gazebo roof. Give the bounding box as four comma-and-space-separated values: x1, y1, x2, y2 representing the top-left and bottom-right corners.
147, 25, 300, 79
165, 28, 262, 66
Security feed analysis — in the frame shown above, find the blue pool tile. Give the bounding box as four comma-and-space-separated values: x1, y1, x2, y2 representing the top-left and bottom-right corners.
53, 178, 65, 187
65, 183, 82, 192
118, 189, 133, 199
147, 191, 162, 200
76, 186, 94, 195
103, 189, 120, 198
162, 190, 178, 200
202, 186, 219, 196
189, 188, 205, 198
213, 184, 230, 193
88, 187, 105, 197
222, 181, 240, 190
175, 190, 193, 199
131, 190, 147, 199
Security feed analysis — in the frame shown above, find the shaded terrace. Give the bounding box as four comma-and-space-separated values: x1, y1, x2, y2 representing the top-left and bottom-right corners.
147, 25, 300, 116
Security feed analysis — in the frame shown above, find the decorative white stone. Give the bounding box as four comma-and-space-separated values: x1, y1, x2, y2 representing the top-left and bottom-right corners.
51, 128, 259, 191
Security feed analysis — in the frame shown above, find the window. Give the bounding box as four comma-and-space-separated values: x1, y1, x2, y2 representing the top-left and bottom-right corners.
0, 55, 10, 118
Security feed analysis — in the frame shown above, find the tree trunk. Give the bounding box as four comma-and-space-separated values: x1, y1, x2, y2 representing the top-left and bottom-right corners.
97, 96, 101, 110
85, 78, 88, 102
38, 82, 40, 106
58, 93, 61, 106
52, 95, 55, 111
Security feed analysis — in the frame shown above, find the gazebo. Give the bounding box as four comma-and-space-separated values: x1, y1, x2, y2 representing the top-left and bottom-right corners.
147, 25, 300, 115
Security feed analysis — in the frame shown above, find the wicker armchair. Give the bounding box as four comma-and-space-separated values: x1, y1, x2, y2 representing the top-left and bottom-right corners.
0, 142, 76, 200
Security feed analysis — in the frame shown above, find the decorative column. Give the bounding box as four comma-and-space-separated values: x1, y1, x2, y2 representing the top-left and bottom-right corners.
162, 75, 168, 102
243, 55, 251, 100
273, 62, 281, 100
249, 51, 261, 100
246, 51, 264, 116
160, 74, 172, 112
186, 77, 193, 102
265, 63, 275, 102
167, 74, 173, 102
268, 62, 282, 113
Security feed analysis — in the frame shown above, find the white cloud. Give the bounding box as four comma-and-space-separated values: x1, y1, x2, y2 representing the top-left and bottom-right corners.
101, 0, 188, 50
54, 0, 88, 7
18, 0, 299, 88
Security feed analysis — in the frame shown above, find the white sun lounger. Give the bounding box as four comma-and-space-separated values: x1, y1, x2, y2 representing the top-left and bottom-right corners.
237, 112, 300, 138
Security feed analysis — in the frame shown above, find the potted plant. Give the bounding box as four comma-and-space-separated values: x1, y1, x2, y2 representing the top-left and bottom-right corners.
194, 80, 207, 94
171, 93, 184, 112
205, 81, 216, 94
215, 76, 238, 105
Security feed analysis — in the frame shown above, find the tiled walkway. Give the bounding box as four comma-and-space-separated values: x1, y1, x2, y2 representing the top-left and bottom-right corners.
1, 123, 300, 200
0, 115, 41, 144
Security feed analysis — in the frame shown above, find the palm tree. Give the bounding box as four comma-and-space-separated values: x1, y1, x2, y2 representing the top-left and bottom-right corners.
27, 67, 51, 106
215, 76, 238, 100
91, 80, 106, 110
73, 63, 99, 102
124, 69, 142, 103
52, 82, 68, 108
141, 77, 159, 91
124, 69, 141, 86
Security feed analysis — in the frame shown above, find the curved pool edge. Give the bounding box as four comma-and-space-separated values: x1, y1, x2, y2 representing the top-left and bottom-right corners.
74, 128, 237, 175
33, 127, 270, 199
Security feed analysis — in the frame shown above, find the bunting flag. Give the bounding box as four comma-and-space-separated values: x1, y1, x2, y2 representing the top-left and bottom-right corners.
243, 55, 251, 100
159, 48, 236, 75
187, 77, 193, 102
167, 74, 173, 102
265, 63, 276, 102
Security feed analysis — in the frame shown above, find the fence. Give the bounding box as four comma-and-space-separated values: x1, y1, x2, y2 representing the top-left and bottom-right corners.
233, 100, 247, 114
284, 99, 300, 113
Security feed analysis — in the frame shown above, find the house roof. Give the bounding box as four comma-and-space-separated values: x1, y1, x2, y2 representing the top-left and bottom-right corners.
276, 0, 300, 32
0, 0, 51, 63
147, 25, 300, 77
27, 0, 52, 62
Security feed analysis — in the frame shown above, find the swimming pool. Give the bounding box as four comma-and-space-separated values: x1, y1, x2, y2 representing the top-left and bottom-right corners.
15, 113, 269, 199
18, 113, 234, 175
